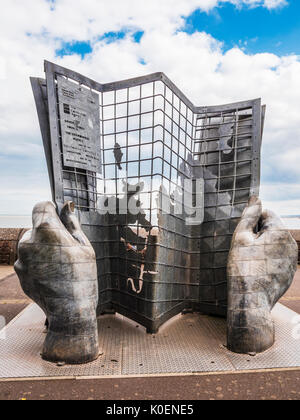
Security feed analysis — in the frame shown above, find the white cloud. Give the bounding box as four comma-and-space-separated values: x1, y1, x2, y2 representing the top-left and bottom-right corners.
0, 0, 298, 217
0, 57, 7, 80
230, 0, 287, 9
263, 200, 300, 217
262, 0, 287, 9
0, 1, 288, 43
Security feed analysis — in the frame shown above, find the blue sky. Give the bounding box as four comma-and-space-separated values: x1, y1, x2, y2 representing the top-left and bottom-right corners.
56, 1, 300, 58
0, 0, 300, 217
56, 31, 145, 58
184, 0, 300, 55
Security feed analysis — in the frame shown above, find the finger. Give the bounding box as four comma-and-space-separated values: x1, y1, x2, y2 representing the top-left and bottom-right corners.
31, 201, 68, 245
257, 209, 297, 247
60, 202, 90, 246
235, 195, 262, 236
259, 209, 284, 233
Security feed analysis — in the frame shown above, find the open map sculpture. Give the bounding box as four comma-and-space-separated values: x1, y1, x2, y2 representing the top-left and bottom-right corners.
14, 61, 298, 363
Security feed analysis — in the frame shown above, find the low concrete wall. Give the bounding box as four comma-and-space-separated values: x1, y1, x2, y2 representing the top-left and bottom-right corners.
1, 228, 300, 266
290, 231, 300, 265
0, 229, 28, 266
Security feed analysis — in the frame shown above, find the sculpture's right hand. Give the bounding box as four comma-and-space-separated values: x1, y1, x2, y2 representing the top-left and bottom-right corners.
227, 196, 298, 354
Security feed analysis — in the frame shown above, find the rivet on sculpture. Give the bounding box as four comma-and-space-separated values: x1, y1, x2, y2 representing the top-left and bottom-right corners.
15, 201, 100, 364
227, 196, 298, 354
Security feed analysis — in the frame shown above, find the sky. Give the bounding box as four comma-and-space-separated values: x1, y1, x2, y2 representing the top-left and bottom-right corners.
0, 0, 300, 216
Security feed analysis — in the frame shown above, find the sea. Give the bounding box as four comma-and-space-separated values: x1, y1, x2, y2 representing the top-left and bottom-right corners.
1, 215, 300, 230
0, 216, 32, 229
281, 217, 300, 230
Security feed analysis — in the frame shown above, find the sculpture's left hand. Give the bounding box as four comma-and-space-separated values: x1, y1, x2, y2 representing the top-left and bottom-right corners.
227, 196, 298, 354
15, 201, 99, 364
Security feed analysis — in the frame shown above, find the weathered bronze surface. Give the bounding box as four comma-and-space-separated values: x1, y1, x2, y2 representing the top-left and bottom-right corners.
15, 201, 99, 364
227, 196, 298, 354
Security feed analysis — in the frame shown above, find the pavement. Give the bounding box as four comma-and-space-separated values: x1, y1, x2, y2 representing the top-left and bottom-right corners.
0, 265, 300, 401
0, 266, 31, 325
0, 266, 15, 282
280, 268, 300, 314
1, 370, 300, 401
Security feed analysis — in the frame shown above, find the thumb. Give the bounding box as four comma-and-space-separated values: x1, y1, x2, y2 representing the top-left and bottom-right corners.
60, 202, 90, 246
234, 196, 262, 241
259, 209, 284, 233
257, 209, 296, 245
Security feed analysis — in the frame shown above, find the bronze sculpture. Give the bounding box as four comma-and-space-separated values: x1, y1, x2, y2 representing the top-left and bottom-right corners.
14, 61, 297, 364
15, 201, 99, 364
227, 196, 298, 354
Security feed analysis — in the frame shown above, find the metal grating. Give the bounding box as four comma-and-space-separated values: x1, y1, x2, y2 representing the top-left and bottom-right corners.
31, 62, 264, 333
0, 304, 300, 379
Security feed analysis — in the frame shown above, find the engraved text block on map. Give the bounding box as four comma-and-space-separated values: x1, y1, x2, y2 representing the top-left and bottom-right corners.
57, 76, 101, 173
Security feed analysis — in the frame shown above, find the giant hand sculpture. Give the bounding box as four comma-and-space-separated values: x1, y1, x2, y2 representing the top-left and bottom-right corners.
15, 201, 100, 364
227, 196, 298, 354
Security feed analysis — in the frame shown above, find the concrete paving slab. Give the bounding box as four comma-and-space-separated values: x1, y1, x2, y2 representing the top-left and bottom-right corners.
0, 266, 15, 282
0, 274, 31, 325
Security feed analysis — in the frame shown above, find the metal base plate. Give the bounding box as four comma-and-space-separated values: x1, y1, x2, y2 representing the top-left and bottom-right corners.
0, 304, 300, 379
